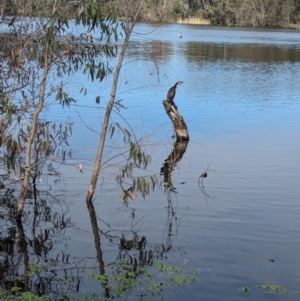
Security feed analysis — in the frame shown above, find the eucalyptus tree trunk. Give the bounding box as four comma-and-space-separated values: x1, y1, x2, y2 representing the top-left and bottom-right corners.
86, 0, 145, 203
16, 2, 58, 220
16, 68, 49, 220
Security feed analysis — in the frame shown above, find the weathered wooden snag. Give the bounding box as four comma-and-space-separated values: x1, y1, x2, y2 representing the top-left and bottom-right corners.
161, 82, 189, 184
163, 81, 189, 143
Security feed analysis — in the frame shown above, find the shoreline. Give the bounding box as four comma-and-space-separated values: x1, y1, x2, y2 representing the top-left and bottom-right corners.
176, 17, 300, 30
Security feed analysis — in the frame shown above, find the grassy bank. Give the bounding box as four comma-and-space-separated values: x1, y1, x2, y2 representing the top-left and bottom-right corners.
177, 17, 210, 25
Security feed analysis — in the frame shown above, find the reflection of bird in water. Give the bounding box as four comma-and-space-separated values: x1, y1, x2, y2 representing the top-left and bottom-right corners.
167, 81, 184, 102
179, 31, 182, 38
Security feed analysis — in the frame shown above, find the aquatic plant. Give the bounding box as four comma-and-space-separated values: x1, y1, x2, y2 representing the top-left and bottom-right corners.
0, 259, 198, 301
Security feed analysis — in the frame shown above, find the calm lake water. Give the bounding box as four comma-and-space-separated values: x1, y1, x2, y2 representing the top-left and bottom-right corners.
2, 23, 300, 300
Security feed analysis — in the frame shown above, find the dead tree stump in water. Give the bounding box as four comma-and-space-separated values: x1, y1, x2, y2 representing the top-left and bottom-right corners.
161, 84, 189, 184
162, 100, 189, 143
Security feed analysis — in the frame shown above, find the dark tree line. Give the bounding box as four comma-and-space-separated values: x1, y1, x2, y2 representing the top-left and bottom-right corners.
169, 0, 300, 27
140, 0, 300, 27
188, 0, 300, 27
1, 0, 300, 27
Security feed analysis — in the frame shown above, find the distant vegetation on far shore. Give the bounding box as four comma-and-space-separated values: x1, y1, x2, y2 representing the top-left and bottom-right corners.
1, 1, 300, 28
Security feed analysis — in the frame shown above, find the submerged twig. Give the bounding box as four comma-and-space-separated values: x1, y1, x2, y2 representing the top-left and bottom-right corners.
198, 163, 216, 205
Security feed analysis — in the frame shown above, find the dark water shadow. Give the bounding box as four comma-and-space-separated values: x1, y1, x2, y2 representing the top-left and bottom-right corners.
0, 176, 80, 298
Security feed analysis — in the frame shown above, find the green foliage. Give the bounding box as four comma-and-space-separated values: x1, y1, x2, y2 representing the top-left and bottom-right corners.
172, 0, 188, 20
0, 288, 48, 301
28, 263, 45, 275
239, 283, 289, 295
257, 284, 288, 295
55, 89, 76, 108
0, 0, 123, 209
191, 0, 300, 26
110, 122, 159, 203
109, 122, 132, 143
88, 259, 199, 300
2, 0, 300, 26
0, 260, 197, 301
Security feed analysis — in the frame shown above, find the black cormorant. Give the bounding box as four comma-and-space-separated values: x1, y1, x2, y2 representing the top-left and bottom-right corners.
167, 81, 183, 102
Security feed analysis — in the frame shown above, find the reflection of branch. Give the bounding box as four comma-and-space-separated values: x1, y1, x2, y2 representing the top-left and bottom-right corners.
86, 200, 110, 299
16, 219, 29, 291
160, 141, 188, 185
163, 189, 181, 252
198, 163, 216, 205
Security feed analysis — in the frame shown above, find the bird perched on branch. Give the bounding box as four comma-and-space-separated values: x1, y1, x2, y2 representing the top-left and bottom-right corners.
167, 81, 184, 103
